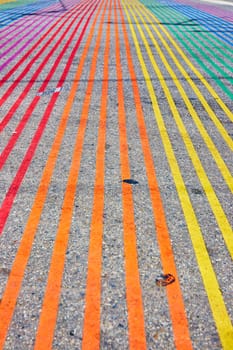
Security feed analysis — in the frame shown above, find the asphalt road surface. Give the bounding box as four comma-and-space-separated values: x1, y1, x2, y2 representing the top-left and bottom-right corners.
0, 0, 232, 349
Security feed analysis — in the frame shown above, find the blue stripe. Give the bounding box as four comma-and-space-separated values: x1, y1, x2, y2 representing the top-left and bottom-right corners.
0, 0, 59, 28
158, 0, 233, 46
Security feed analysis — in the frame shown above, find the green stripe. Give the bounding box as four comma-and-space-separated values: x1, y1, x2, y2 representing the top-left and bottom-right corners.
153, 4, 233, 70
0, 0, 41, 10
139, 0, 233, 99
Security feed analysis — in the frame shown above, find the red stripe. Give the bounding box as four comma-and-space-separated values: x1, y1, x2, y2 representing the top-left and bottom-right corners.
0, 12, 67, 89
0, 1, 93, 168
0, 0, 88, 111
0, 1, 99, 235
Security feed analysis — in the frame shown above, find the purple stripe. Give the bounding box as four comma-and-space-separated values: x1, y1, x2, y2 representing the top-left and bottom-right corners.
0, 17, 49, 51
175, 0, 233, 22
0, 18, 55, 71
0, 0, 79, 71
0, 19, 35, 44
0, 0, 69, 35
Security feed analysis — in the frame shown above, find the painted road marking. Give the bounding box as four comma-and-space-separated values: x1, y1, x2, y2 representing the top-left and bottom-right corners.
0, 1, 102, 347
34, 1, 108, 348
200, 0, 233, 6
150, 3, 233, 98
114, 1, 147, 347
0, 0, 232, 348
130, 2, 233, 258
117, 0, 193, 348
123, 0, 233, 348
0, 0, 95, 235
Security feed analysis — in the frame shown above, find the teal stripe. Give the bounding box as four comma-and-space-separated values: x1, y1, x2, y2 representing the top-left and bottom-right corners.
0, 0, 42, 10
154, 3, 233, 67
139, 0, 233, 99
153, 4, 233, 71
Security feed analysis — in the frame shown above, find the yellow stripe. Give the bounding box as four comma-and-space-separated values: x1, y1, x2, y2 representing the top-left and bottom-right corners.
122, 1, 233, 349
128, 2, 233, 259
139, 3, 233, 149
0, 0, 16, 3
134, 4, 233, 194
141, 2, 233, 127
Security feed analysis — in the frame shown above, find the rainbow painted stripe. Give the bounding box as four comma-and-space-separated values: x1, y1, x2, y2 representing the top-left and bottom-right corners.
0, 0, 232, 349
0, 0, 38, 6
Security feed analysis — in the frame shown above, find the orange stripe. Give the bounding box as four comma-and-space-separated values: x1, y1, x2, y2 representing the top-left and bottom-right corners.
117, 1, 193, 349
0, 3, 106, 350
33, 2, 109, 349
0, 3, 105, 349
81, 1, 112, 348
114, 4, 147, 349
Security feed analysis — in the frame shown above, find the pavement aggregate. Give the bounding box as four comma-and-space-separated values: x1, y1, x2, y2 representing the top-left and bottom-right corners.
0, 0, 232, 349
